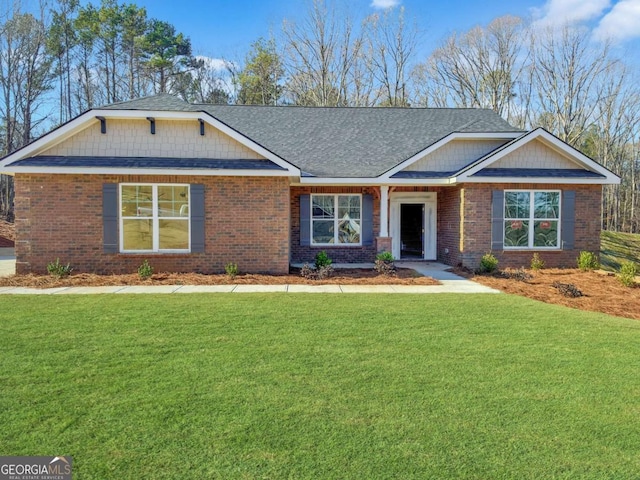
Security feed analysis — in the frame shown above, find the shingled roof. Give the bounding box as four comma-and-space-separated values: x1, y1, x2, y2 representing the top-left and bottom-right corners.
100, 94, 521, 178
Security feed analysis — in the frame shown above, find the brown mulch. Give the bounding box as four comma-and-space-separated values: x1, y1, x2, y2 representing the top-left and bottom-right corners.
0, 220, 14, 246
455, 267, 640, 320
0, 267, 439, 288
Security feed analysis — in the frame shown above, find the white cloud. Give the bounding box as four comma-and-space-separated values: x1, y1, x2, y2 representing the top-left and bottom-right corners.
370, 0, 401, 9
532, 0, 611, 26
593, 0, 640, 42
195, 56, 233, 72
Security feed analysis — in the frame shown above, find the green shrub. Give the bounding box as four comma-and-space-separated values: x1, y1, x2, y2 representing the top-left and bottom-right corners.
137, 259, 153, 280
530, 253, 545, 271
47, 258, 73, 278
478, 253, 498, 274
225, 262, 239, 279
314, 250, 332, 270
376, 251, 394, 263
618, 261, 638, 287
374, 251, 396, 276
577, 251, 599, 271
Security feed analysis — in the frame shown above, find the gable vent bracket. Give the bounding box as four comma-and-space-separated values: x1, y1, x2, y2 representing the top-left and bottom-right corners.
198, 118, 205, 136
96, 116, 106, 134
146, 117, 156, 135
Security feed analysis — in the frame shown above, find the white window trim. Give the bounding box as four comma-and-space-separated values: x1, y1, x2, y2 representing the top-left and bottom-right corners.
119, 183, 191, 253
503, 189, 561, 250
311, 194, 363, 247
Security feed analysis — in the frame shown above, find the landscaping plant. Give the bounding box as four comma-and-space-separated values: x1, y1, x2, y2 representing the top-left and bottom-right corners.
530, 253, 545, 271
374, 251, 396, 276
618, 261, 638, 287
478, 253, 499, 273
46, 258, 73, 278
225, 262, 239, 279
577, 251, 600, 271
137, 259, 153, 280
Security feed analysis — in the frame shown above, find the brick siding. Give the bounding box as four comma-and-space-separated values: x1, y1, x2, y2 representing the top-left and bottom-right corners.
458, 183, 602, 269
15, 174, 290, 275
290, 186, 379, 264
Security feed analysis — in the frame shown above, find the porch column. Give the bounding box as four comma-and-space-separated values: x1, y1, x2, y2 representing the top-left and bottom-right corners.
380, 185, 389, 237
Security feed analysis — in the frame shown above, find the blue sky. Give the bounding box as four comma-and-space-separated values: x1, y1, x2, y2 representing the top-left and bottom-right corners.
123, 0, 640, 64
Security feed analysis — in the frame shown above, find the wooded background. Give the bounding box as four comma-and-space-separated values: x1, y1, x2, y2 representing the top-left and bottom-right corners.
1, 0, 638, 232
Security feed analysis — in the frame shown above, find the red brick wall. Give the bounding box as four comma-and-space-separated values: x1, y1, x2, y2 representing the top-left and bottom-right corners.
290, 186, 379, 264
14, 174, 290, 274
458, 183, 602, 269
437, 186, 462, 265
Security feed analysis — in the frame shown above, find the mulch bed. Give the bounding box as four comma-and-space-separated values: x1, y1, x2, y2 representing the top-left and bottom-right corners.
0, 267, 440, 288
455, 267, 640, 320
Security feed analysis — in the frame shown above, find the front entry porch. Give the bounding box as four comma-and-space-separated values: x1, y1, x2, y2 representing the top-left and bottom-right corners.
389, 192, 437, 260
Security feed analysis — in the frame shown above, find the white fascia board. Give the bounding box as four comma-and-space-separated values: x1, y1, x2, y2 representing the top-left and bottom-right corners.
451, 175, 620, 185
3, 166, 294, 177
380, 132, 521, 180
456, 128, 620, 183
0, 110, 100, 167
0, 108, 301, 176
296, 177, 452, 186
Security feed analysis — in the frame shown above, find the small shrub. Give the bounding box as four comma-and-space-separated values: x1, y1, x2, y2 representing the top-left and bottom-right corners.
501, 268, 532, 282
315, 265, 334, 280
552, 281, 583, 298
530, 253, 545, 271
478, 253, 499, 274
300, 263, 315, 279
47, 258, 73, 278
314, 250, 332, 270
618, 261, 638, 287
374, 251, 396, 276
300, 262, 334, 280
577, 251, 599, 271
137, 259, 153, 280
225, 262, 239, 279
376, 251, 394, 263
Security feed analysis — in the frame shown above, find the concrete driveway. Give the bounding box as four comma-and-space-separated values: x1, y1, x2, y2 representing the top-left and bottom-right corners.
0, 250, 15, 277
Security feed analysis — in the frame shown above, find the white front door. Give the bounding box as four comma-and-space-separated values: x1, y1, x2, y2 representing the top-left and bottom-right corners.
390, 192, 437, 260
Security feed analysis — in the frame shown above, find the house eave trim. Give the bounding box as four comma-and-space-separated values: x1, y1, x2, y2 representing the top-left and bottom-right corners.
379, 131, 521, 180
3, 166, 295, 177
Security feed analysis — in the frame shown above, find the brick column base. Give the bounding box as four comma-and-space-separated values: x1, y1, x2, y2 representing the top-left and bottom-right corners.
376, 237, 392, 254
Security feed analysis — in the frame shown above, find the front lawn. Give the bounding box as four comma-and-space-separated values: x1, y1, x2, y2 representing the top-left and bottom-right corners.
1, 294, 638, 479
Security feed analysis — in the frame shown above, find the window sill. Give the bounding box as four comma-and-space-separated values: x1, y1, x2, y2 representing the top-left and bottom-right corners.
117, 252, 194, 256
309, 245, 364, 248
502, 248, 562, 252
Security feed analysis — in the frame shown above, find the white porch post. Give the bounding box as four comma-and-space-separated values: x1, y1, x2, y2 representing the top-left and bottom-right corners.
380, 185, 389, 237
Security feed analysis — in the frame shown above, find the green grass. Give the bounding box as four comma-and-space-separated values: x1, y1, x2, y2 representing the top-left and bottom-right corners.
1, 294, 639, 479
601, 230, 640, 271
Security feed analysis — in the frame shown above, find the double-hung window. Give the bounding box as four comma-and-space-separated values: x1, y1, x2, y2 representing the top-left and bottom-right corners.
311, 194, 361, 245
120, 184, 190, 252
504, 190, 560, 249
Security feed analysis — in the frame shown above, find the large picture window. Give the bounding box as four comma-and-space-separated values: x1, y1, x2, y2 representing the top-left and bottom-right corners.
120, 184, 190, 252
504, 190, 560, 249
311, 194, 361, 245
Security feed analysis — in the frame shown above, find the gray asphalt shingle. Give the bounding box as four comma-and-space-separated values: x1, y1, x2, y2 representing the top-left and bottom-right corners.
12, 156, 285, 171
98, 95, 522, 178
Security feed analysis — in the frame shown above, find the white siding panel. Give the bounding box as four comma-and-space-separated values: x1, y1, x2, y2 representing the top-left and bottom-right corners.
491, 139, 580, 169
405, 139, 507, 172
43, 119, 265, 159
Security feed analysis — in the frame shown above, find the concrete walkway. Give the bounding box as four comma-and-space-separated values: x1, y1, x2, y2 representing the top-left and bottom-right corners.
0, 258, 500, 294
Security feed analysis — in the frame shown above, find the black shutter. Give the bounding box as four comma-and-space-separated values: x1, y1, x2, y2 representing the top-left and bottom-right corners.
561, 190, 575, 250
491, 190, 505, 251
190, 184, 205, 252
103, 184, 118, 253
362, 194, 374, 246
300, 194, 311, 246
